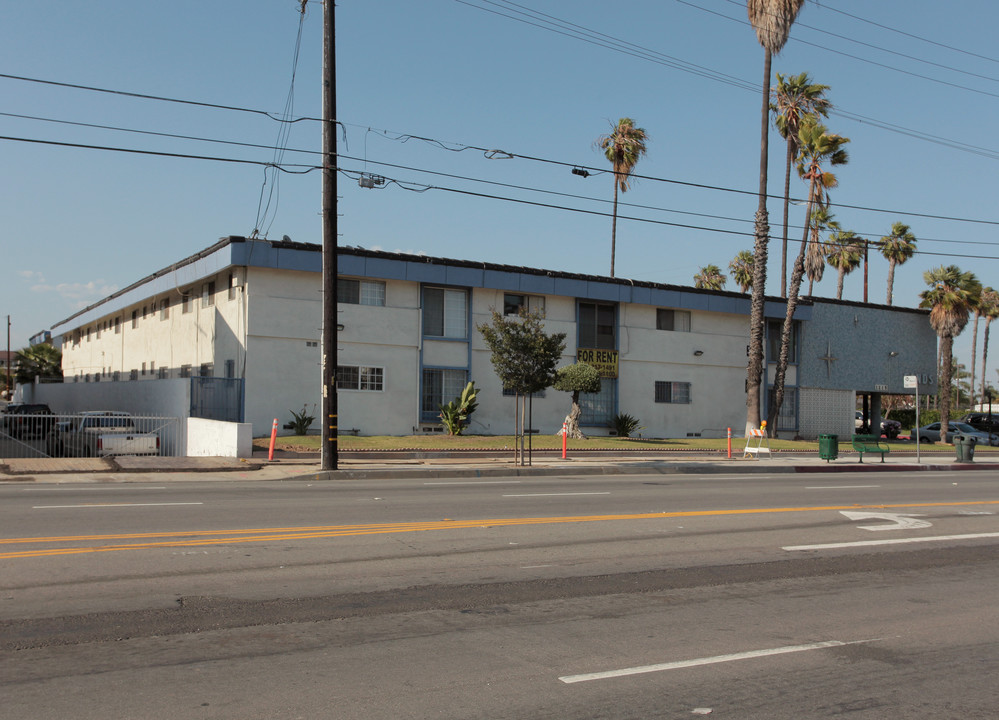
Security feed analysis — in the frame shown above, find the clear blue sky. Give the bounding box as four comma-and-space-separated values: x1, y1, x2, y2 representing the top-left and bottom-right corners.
3, 1, 998, 379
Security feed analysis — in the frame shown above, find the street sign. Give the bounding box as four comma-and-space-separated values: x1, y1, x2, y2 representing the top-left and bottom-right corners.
903, 375, 917, 389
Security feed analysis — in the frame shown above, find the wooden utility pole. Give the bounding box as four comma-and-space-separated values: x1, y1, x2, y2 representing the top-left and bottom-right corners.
321, 0, 338, 470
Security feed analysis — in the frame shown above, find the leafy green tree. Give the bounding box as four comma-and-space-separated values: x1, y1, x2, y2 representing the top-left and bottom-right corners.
920, 266, 982, 443
771, 71, 831, 296
553, 362, 602, 439
826, 230, 864, 299
439, 382, 479, 435
878, 221, 917, 306
768, 118, 848, 433
745, 0, 805, 436
693, 264, 727, 290
728, 250, 754, 292
596, 118, 649, 278
14, 344, 63, 384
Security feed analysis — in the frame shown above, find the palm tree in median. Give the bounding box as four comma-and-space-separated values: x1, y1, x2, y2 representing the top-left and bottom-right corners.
771, 71, 831, 297
805, 205, 838, 295
978, 287, 999, 407
970, 285, 999, 409
878, 221, 917, 306
729, 250, 755, 292
745, 0, 806, 435
694, 264, 727, 290
826, 230, 864, 299
596, 118, 649, 278
920, 266, 981, 444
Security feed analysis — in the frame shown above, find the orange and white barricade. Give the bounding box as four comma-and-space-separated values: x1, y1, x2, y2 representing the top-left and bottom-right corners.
743, 421, 771, 458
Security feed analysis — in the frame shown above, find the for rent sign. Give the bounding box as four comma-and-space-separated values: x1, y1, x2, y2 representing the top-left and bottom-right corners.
576, 348, 619, 378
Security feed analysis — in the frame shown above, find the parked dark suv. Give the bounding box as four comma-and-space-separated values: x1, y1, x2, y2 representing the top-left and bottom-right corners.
0, 403, 56, 439
960, 412, 999, 435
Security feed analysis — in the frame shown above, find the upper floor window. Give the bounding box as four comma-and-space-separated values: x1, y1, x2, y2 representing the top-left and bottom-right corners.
767, 320, 798, 363
657, 309, 691, 332
338, 278, 386, 306
504, 293, 545, 316
182, 290, 193, 314
159, 298, 169, 320
202, 281, 216, 308
578, 302, 616, 349
423, 287, 467, 339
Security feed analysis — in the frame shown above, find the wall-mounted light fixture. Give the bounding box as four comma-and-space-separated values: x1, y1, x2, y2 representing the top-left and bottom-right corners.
693, 350, 704, 357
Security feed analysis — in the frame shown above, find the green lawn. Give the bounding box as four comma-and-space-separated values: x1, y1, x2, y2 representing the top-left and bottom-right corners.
253, 433, 982, 453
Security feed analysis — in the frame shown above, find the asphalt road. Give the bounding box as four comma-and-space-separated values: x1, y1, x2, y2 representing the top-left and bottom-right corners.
2, 470, 998, 719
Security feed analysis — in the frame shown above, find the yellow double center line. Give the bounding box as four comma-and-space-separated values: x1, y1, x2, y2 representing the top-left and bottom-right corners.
2, 500, 998, 560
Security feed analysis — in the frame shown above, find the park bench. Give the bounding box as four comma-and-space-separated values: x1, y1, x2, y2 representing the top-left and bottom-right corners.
851, 434, 890, 463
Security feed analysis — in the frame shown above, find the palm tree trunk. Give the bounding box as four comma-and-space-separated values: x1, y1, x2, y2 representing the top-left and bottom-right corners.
767, 181, 817, 435
886, 260, 896, 305
746, 49, 773, 435
970, 313, 980, 409
610, 177, 619, 278
940, 336, 953, 443
837, 268, 846, 299
780, 139, 793, 297
982, 319, 992, 406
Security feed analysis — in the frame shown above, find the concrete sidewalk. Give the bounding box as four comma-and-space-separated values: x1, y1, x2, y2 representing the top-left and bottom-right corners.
2, 448, 996, 483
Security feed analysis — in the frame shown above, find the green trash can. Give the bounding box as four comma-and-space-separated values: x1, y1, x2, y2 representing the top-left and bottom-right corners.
818, 434, 839, 462
954, 435, 977, 462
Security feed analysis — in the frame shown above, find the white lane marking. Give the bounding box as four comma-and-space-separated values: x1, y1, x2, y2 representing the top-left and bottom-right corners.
32, 502, 204, 509
521, 564, 554, 569
423, 481, 522, 486
840, 510, 931, 531
559, 639, 878, 684
503, 492, 611, 498
784, 532, 999, 551
23, 486, 168, 491
806, 485, 880, 489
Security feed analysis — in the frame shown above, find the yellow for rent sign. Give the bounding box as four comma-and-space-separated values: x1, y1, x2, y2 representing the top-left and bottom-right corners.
576, 348, 619, 378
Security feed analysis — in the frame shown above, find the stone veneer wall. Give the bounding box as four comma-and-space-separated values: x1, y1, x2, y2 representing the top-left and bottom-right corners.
798, 387, 855, 440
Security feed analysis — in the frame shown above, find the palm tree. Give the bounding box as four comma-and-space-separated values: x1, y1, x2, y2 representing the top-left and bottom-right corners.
979, 287, 999, 407
596, 118, 649, 278
771, 71, 831, 297
826, 230, 864, 299
745, 0, 805, 435
920, 266, 981, 443
694, 264, 727, 290
805, 206, 838, 295
766, 117, 848, 433
729, 250, 755, 292
878, 221, 917, 306
13, 343, 63, 384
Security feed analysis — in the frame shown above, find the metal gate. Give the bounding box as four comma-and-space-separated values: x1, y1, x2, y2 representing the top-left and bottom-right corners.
190, 377, 244, 423
0, 413, 182, 459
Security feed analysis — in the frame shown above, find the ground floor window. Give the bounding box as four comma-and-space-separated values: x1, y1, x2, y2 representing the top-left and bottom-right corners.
580, 378, 616, 426
421, 368, 468, 420
767, 386, 798, 431
655, 381, 691, 404
337, 365, 384, 392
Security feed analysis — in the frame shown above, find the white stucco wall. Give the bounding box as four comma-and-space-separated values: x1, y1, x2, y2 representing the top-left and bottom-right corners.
186, 417, 252, 457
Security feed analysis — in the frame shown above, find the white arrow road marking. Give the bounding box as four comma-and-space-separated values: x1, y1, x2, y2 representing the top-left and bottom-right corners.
840, 510, 932, 531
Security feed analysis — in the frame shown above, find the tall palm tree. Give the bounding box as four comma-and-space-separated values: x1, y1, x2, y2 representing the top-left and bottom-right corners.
767, 117, 848, 433
826, 230, 863, 299
920, 266, 981, 444
978, 287, 999, 407
745, 0, 805, 435
805, 206, 838, 295
596, 118, 649, 278
771, 71, 831, 297
878, 221, 917, 306
694, 264, 727, 290
729, 250, 755, 292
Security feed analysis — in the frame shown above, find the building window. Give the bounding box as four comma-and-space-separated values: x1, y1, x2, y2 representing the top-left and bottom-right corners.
225, 359, 236, 378
228, 272, 238, 301
130, 369, 138, 381
142, 305, 148, 320
338, 278, 386, 306
423, 287, 467, 339
657, 309, 691, 332
337, 365, 385, 391
112, 371, 121, 382
160, 298, 169, 320
767, 320, 798, 363
158, 367, 168, 379
199, 363, 214, 377
141, 362, 146, 376
202, 281, 215, 308
182, 291, 192, 314
114, 317, 121, 334
580, 378, 616, 426
504, 293, 545, 316
306, 341, 318, 348
767, 386, 798, 431
421, 368, 467, 417
131, 310, 138, 329
655, 381, 692, 404
578, 302, 616, 349
150, 361, 155, 375
180, 365, 192, 378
